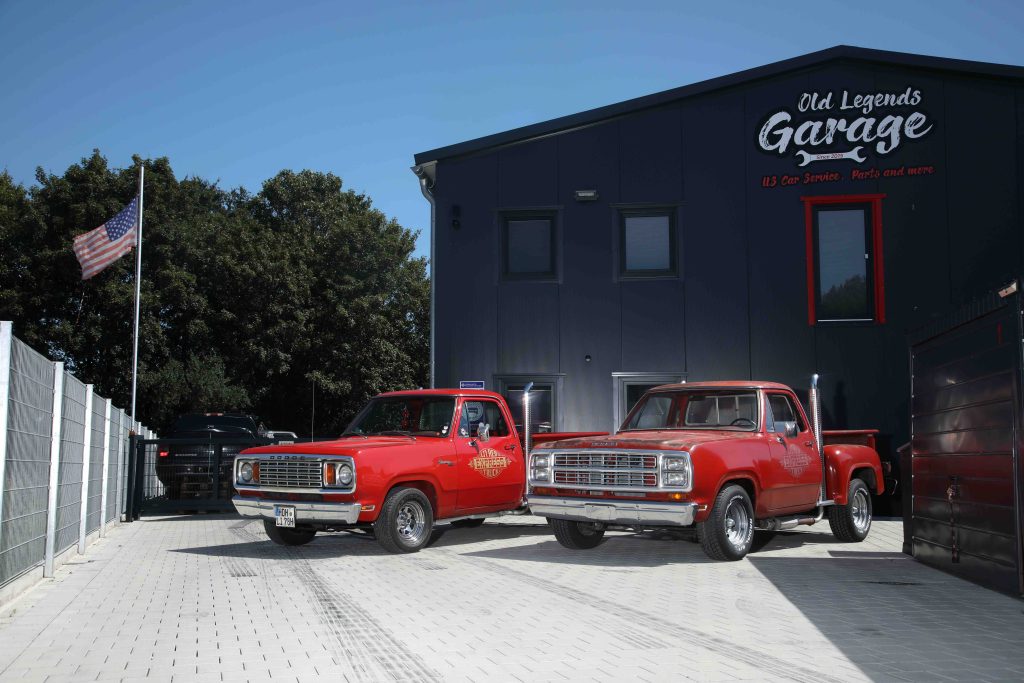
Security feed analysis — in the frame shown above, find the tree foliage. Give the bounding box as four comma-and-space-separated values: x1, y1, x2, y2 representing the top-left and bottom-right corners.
0, 151, 429, 435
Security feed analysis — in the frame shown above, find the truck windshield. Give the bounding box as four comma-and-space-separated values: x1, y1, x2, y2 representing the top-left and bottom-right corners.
344, 397, 456, 438
622, 390, 759, 431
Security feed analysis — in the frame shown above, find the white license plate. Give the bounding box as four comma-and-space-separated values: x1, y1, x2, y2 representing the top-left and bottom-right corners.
274, 505, 296, 528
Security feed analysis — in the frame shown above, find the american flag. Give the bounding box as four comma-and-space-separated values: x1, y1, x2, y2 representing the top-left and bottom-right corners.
73, 196, 139, 280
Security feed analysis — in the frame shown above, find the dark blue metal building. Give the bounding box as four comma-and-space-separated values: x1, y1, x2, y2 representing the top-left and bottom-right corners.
411, 46, 1024, 481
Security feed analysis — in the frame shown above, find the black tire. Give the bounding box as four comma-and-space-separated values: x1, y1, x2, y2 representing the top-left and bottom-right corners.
698, 484, 755, 561
829, 478, 872, 542
550, 518, 606, 549
374, 487, 435, 554
263, 520, 316, 546
450, 518, 486, 528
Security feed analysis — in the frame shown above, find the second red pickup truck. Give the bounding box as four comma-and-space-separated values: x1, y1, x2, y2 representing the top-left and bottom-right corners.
528, 376, 884, 560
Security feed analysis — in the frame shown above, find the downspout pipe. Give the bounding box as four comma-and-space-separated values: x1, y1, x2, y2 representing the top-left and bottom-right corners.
411, 164, 436, 388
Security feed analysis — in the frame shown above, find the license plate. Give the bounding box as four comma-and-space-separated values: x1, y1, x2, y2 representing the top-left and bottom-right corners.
274, 505, 296, 528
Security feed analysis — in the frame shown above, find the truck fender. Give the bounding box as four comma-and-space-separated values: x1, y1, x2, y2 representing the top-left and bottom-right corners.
383, 474, 451, 519
710, 471, 763, 517
823, 444, 885, 504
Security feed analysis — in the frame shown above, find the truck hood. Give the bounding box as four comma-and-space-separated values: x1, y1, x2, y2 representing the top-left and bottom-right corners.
537, 430, 755, 452
240, 435, 427, 457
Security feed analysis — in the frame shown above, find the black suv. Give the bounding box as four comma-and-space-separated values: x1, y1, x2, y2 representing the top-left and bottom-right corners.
156, 413, 267, 499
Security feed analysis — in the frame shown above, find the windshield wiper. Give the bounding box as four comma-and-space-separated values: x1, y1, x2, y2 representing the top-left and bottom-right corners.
376, 430, 416, 440
341, 431, 368, 439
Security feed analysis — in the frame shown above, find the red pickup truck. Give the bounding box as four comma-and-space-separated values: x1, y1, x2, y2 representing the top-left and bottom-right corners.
232, 388, 596, 552
528, 377, 884, 561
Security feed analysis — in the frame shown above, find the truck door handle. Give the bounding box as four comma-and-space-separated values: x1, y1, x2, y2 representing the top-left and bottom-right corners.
775, 436, 785, 444
804, 441, 813, 447
504, 444, 517, 451
437, 459, 455, 466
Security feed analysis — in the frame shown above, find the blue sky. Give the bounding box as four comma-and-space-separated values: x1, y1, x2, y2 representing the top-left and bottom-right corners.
2, 0, 1022, 261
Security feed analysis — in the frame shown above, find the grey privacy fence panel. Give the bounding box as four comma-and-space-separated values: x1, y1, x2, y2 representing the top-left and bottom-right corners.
55, 373, 86, 555
106, 407, 123, 523
86, 395, 107, 534
119, 417, 130, 517
0, 338, 54, 587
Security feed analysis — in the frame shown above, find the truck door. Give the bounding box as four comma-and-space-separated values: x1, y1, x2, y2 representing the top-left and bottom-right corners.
764, 392, 822, 512
453, 398, 524, 512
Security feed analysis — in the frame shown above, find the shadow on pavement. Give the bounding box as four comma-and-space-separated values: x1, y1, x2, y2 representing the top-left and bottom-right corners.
747, 555, 1024, 681
461, 531, 716, 567
170, 521, 555, 559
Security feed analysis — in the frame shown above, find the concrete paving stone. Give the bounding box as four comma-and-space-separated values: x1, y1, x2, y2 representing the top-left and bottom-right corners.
1, 519, 1022, 682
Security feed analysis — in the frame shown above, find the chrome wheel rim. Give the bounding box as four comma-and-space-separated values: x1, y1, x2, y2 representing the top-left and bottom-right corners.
724, 496, 751, 551
396, 500, 427, 544
851, 489, 871, 533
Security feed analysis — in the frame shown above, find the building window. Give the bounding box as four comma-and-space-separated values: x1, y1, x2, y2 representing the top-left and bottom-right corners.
502, 212, 557, 280
496, 374, 563, 433
620, 209, 677, 277
612, 372, 686, 430
802, 194, 886, 324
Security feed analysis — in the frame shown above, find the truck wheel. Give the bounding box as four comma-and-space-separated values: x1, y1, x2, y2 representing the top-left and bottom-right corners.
828, 478, 872, 542
263, 520, 316, 546
699, 484, 754, 561
375, 487, 435, 553
550, 518, 605, 549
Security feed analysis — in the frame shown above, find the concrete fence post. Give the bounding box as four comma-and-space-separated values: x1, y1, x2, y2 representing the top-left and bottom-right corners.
43, 363, 65, 578
99, 399, 111, 537
0, 322, 13, 560
78, 385, 94, 554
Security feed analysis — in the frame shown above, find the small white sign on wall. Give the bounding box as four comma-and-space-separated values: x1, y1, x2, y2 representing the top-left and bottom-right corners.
459, 380, 486, 390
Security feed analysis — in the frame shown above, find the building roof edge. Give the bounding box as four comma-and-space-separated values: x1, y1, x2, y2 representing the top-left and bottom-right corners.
413, 45, 1024, 165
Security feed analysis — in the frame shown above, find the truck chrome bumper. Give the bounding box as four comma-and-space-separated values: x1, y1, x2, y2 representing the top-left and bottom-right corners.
232, 497, 361, 525
529, 496, 698, 526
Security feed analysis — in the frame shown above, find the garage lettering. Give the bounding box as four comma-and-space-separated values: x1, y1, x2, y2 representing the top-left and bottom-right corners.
757, 86, 934, 162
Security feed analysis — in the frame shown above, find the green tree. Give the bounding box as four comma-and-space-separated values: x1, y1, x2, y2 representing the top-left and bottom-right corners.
0, 152, 429, 434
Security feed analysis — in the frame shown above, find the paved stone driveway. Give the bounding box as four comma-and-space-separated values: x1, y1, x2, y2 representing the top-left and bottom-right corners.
0, 516, 1022, 682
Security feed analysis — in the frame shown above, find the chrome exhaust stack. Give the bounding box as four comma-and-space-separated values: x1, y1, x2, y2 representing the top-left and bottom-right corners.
522, 381, 534, 500
809, 373, 828, 504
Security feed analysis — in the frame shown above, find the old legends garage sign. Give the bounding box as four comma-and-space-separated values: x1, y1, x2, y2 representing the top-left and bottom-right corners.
756, 86, 937, 189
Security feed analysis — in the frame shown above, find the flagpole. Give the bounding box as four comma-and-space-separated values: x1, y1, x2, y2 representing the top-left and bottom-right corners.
129, 164, 144, 424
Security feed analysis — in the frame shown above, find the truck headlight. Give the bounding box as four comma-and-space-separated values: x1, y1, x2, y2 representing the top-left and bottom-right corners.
663, 471, 688, 487
324, 460, 355, 488
660, 454, 691, 490
530, 452, 552, 484
239, 461, 253, 484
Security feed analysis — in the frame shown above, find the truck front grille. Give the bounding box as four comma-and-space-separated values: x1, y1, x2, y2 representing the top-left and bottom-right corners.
258, 460, 323, 488
552, 452, 658, 489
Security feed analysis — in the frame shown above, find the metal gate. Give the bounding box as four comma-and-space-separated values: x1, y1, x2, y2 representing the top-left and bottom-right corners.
909, 282, 1024, 595
128, 437, 268, 516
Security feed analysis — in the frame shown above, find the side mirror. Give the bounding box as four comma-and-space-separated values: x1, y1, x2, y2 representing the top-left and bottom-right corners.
782, 421, 799, 439
477, 423, 491, 442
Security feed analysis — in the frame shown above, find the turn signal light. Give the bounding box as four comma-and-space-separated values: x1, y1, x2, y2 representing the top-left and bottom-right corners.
158, 450, 169, 458
670, 492, 684, 501
252, 462, 259, 483
325, 464, 337, 486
